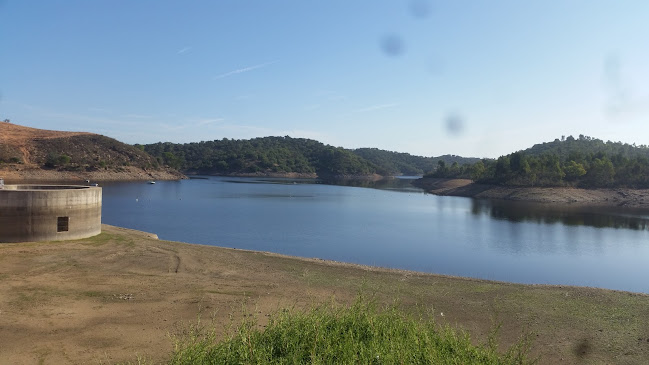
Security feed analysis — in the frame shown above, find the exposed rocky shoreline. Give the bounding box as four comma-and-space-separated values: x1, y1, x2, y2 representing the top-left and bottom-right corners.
1, 167, 385, 183
184, 171, 385, 181
413, 177, 649, 208
0, 165, 186, 183
184, 171, 318, 179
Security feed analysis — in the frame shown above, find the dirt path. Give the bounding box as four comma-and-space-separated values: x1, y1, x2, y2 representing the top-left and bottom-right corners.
17, 146, 32, 165
0, 225, 647, 364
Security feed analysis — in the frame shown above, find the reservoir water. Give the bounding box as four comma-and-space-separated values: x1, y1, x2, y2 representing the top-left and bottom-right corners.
101, 176, 649, 293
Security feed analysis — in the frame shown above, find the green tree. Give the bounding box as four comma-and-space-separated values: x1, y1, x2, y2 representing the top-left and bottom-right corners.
470, 160, 486, 181
563, 160, 586, 181
494, 156, 511, 183
584, 157, 615, 187
436, 160, 447, 174
162, 151, 183, 169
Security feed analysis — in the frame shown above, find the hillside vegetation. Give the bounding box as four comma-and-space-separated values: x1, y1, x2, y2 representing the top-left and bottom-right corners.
354, 147, 479, 175
428, 135, 649, 188
0, 123, 182, 180
142, 137, 478, 177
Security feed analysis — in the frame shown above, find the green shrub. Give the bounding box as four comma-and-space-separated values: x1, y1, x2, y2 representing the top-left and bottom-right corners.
58, 154, 71, 165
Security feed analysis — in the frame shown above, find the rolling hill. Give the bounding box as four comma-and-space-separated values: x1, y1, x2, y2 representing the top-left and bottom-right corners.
0, 123, 184, 181
141, 137, 479, 178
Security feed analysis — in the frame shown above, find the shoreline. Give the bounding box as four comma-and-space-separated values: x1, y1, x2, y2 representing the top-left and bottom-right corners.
0, 165, 187, 182
413, 177, 649, 208
0, 225, 647, 364
184, 171, 386, 181
1, 169, 392, 183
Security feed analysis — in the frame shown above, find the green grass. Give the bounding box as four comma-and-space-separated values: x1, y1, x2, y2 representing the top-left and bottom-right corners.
81, 231, 135, 247
169, 297, 534, 364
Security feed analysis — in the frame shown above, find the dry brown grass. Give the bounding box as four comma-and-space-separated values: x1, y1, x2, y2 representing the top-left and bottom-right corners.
0, 225, 647, 364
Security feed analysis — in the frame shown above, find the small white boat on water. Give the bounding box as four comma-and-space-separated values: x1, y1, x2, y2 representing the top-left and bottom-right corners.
148, 181, 156, 184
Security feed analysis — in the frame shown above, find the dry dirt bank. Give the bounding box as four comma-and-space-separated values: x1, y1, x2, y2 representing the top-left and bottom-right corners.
0, 165, 185, 182
185, 171, 318, 179
0, 225, 648, 364
184, 172, 385, 180
414, 178, 649, 208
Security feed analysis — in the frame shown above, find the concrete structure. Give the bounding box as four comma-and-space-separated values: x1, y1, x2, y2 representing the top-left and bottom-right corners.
0, 185, 101, 242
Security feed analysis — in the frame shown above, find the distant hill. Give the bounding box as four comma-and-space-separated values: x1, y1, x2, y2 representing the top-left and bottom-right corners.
521, 135, 649, 160
141, 137, 479, 178
352, 148, 480, 176
142, 137, 375, 178
427, 135, 649, 188
0, 123, 183, 181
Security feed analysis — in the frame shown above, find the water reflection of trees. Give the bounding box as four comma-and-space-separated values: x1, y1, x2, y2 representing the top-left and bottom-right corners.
471, 199, 649, 231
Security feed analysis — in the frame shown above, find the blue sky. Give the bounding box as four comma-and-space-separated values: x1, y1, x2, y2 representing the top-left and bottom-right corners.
1, 1, 648, 158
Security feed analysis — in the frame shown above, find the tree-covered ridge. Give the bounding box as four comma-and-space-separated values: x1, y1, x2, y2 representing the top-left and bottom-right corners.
428, 135, 649, 188
141, 137, 478, 177
142, 137, 375, 177
353, 148, 479, 176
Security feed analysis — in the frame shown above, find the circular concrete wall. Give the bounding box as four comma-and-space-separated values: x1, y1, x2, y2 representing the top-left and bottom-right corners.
0, 185, 102, 243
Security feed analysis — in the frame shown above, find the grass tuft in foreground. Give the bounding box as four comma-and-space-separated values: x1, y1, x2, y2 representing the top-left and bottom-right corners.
170, 298, 533, 364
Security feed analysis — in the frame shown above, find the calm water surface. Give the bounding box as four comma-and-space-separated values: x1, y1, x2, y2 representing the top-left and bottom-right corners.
101, 176, 649, 293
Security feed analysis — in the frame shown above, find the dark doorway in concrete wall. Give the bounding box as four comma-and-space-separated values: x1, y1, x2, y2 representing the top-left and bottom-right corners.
57, 217, 69, 232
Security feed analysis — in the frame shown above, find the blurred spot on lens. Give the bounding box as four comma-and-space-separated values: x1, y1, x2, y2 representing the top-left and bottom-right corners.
445, 113, 465, 136
409, 0, 431, 19
380, 34, 405, 57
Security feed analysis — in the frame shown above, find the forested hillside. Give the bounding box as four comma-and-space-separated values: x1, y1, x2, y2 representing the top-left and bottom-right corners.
428, 135, 649, 188
142, 137, 375, 178
352, 148, 479, 175
141, 136, 478, 177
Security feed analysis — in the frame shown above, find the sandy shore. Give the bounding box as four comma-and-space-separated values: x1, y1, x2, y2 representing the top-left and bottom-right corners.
0, 225, 647, 364
413, 178, 649, 208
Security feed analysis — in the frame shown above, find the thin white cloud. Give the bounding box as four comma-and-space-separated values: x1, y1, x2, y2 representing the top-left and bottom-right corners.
46, 111, 138, 128
314, 90, 347, 101
122, 114, 153, 119
196, 118, 224, 126
354, 103, 399, 113
162, 118, 225, 131
177, 46, 192, 54
213, 61, 277, 80
87, 107, 111, 113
